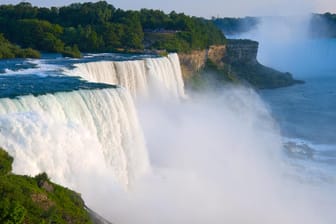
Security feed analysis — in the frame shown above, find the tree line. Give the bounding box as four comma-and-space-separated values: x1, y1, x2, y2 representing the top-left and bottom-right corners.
0, 33, 40, 59
0, 1, 226, 58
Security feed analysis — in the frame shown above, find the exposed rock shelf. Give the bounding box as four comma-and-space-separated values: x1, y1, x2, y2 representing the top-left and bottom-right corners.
178, 39, 303, 89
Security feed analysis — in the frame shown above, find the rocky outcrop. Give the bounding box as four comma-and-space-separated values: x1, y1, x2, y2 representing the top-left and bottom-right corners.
178, 40, 258, 78
178, 39, 303, 89
207, 45, 226, 66
224, 39, 303, 88
225, 39, 258, 65
178, 50, 207, 79
178, 45, 226, 79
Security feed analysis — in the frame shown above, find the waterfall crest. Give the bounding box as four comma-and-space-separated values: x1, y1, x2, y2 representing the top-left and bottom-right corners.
0, 88, 149, 187
65, 53, 185, 98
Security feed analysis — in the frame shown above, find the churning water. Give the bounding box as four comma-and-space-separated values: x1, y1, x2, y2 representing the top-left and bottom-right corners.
0, 51, 335, 223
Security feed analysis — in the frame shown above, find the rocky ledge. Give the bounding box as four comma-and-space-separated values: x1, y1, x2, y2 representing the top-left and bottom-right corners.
179, 39, 303, 89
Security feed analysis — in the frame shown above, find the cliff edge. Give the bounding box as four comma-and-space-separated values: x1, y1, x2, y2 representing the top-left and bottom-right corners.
179, 39, 303, 89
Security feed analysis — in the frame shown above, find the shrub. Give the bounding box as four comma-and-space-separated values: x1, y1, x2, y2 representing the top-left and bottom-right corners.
0, 148, 13, 176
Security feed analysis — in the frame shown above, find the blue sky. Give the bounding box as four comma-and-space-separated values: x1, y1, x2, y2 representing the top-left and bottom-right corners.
1, 0, 335, 17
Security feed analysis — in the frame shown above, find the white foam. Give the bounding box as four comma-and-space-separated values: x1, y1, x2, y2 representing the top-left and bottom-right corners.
1, 59, 62, 77
65, 53, 186, 98
0, 88, 149, 187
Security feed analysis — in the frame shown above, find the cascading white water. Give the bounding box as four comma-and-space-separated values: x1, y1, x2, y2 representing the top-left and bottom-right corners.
0, 88, 149, 188
65, 53, 185, 98
114, 60, 148, 97
145, 53, 185, 98
68, 60, 148, 97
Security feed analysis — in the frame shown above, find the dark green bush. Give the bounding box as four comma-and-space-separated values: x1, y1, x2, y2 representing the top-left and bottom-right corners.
0, 148, 93, 223
62, 45, 81, 58
0, 33, 41, 59
0, 148, 13, 176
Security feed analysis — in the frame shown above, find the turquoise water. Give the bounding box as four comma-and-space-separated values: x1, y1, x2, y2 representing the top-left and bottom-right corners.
0, 53, 152, 97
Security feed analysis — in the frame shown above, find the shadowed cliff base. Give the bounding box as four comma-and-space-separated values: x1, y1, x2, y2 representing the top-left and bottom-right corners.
227, 61, 304, 89
179, 39, 304, 90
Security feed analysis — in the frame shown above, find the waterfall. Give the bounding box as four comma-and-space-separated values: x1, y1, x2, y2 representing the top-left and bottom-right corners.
0, 88, 149, 188
67, 60, 148, 97
145, 53, 185, 98
65, 53, 185, 98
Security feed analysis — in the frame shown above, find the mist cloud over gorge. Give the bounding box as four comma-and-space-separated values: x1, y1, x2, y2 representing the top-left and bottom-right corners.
1, 81, 334, 223
232, 12, 336, 77
0, 0, 335, 223
82, 87, 335, 224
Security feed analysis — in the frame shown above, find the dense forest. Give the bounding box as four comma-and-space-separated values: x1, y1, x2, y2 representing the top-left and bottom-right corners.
0, 1, 226, 58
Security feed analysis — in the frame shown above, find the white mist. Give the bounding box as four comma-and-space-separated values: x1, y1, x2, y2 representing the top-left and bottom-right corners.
87, 87, 336, 224
0, 53, 335, 224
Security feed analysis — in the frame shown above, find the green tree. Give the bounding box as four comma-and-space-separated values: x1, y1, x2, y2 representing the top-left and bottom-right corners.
101, 23, 124, 50
0, 1, 226, 54
0, 148, 13, 176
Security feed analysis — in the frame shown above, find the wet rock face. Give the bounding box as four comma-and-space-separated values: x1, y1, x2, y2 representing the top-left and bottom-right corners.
207, 45, 226, 68
178, 39, 300, 89
225, 39, 258, 65
178, 40, 258, 80
178, 45, 227, 79
178, 50, 207, 79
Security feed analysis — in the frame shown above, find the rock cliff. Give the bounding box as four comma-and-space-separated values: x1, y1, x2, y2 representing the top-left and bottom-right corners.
179, 39, 303, 89
178, 45, 226, 79
178, 50, 207, 79
225, 39, 258, 65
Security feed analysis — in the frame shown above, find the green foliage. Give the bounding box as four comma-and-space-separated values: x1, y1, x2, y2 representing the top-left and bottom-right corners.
0, 148, 13, 176
77, 25, 104, 51
0, 1, 226, 56
34, 172, 50, 187
0, 34, 40, 59
57, 1, 115, 26
101, 23, 124, 50
0, 2, 38, 20
0, 148, 93, 223
13, 19, 64, 52
62, 45, 81, 58
142, 10, 226, 52
147, 33, 189, 52
0, 199, 26, 224
17, 48, 41, 58
121, 12, 144, 49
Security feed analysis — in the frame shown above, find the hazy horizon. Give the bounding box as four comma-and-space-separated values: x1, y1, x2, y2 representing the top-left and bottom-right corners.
1, 0, 336, 18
